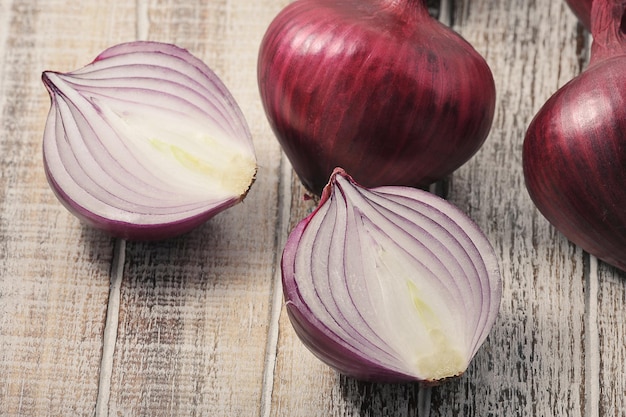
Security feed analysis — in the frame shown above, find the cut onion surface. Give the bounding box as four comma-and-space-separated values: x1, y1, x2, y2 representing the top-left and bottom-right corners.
281, 168, 502, 383
42, 41, 257, 240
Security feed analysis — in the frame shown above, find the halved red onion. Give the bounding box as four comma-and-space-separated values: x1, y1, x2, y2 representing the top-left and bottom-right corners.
282, 168, 501, 383
41, 41, 257, 240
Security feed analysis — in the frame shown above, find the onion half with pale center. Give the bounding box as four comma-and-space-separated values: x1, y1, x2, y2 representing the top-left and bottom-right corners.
282, 168, 501, 383
42, 41, 257, 240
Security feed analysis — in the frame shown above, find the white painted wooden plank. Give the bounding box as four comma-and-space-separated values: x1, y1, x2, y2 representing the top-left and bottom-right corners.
433, 1, 588, 416
104, 0, 288, 415
95, 239, 125, 417
260, 154, 293, 417
585, 256, 600, 417
0, 1, 136, 415
597, 262, 626, 416
267, 1, 591, 416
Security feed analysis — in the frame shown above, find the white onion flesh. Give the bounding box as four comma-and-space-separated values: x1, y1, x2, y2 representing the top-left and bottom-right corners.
42, 41, 256, 240
281, 168, 501, 383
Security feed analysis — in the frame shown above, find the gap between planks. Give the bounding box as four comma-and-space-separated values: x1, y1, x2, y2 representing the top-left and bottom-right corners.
585, 255, 600, 417
95, 238, 126, 417
260, 153, 293, 417
580, 30, 600, 417
94, 2, 149, 416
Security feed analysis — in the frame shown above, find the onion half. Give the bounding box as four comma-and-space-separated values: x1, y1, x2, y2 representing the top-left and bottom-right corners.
281, 168, 502, 383
41, 41, 257, 240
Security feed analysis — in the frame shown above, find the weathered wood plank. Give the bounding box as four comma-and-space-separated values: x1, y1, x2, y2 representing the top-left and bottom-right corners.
433, 1, 588, 415
597, 261, 626, 416
583, 0, 626, 411
104, 1, 287, 415
268, 1, 591, 416
0, 1, 135, 415
1, 0, 624, 416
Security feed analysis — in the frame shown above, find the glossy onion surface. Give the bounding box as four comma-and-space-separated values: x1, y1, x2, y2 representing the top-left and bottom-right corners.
258, 0, 496, 195
42, 41, 257, 240
281, 168, 502, 382
523, 0, 626, 272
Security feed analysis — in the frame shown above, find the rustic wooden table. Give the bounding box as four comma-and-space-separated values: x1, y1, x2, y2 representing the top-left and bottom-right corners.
1, 0, 624, 416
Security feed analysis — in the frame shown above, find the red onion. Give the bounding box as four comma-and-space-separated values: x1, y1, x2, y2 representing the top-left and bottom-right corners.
258, 0, 496, 195
281, 168, 501, 382
523, 0, 626, 272
565, 0, 593, 29
42, 41, 257, 240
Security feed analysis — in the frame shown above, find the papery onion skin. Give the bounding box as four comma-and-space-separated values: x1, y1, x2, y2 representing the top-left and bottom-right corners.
565, 0, 593, 29
281, 168, 501, 383
523, 0, 626, 272
258, 0, 496, 195
42, 41, 257, 241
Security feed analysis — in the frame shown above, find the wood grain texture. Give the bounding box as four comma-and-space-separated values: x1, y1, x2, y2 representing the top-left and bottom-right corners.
597, 261, 626, 417
432, 2, 588, 416
1, 0, 626, 416
268, 1, 594, 417
104, 1, 288, 416
0, 1, 134, 415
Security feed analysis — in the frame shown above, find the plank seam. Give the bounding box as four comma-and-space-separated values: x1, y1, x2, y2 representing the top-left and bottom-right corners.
260, 153, 293, 417
584, 254, 600, 417
94, 3, 147, 415
578, 31, 598, 417
94, 238, 126, 417
438, 0, 453, 26
136, 0, 150, 41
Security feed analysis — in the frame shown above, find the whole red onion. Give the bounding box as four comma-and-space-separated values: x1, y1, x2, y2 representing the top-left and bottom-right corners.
523, 0, 626, 272
564, 0, 593, 29
258, 0, 496, 195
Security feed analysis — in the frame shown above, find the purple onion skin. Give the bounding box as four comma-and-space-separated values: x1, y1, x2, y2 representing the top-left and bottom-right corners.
523, 0, 626, 272
258, 0, 496, 195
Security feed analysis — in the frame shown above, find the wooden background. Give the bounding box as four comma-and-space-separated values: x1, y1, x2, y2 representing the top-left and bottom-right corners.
1, 0, 624, 416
